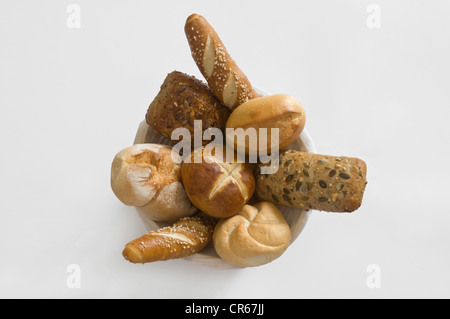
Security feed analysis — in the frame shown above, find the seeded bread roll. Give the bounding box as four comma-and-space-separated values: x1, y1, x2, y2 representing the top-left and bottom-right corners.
256, 150, 367, 212
123, 213, 216, 264
146, 71, 230, 146
185, 14, 259, 110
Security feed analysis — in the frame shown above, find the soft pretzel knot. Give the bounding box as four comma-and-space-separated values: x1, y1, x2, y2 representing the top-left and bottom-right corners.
185, 14, 260, 110
213, 202, 291, 267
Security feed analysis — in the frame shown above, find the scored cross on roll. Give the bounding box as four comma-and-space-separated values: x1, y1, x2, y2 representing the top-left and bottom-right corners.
181, 146, 256, 219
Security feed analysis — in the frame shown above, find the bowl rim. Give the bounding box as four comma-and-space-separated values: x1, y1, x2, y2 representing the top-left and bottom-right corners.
133, 88, 316, 268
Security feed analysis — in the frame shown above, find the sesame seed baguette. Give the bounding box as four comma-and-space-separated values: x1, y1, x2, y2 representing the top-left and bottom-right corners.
122, 214, 216, 264
256, 150, 368, 213
185, 13, 259, 110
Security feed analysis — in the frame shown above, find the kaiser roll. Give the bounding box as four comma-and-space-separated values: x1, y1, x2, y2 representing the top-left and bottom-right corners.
213, 201, 291, 267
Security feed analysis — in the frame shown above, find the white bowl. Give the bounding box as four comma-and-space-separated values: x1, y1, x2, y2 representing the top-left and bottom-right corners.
133, 89, 316, 268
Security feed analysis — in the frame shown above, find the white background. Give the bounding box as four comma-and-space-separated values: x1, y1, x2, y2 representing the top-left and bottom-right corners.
1, 0, 449, 299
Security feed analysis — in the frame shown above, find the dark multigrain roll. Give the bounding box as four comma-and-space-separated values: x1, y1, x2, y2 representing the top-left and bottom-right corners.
146, 71, 231, 146
255, 150, 367, 213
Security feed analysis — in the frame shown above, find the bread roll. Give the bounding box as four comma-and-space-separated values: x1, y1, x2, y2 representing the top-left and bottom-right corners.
111, 144, 196, 222
185, 13, 259, 110
225, 94, 306, 155
146, 71, 230, 146
213, 202, 291, 267
256, 150, 367, 212
123, 214, 216, 264
180, 146, 255, 218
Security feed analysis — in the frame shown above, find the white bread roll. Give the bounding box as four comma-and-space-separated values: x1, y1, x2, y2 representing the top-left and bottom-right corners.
111, 144, 197, 222
225, 94, 306, 155
213, 202, 291, 267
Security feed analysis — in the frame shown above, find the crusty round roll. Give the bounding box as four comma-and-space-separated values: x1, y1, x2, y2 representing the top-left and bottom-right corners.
111, 144, 197, 222
146, 71, 230, 146
213, 202, 291, 267
123, 213, 216, 264
256, 150, 368, 213
225, 94, 306, 155
180, 146, 255, 219
185, 13, 259, 110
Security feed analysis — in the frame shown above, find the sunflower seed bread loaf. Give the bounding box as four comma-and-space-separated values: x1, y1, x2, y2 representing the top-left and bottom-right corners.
255, 150, 367, 213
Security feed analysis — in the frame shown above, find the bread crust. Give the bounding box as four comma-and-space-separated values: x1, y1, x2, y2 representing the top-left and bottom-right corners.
225, 95, 306, 154
181, 147, 255, 218
123, 214, 216, 263
256, 150, 367, 212
146, 71, 230, 146
213, 202, 291, 267
111, 144, 197, 222
185, 14, 259, 110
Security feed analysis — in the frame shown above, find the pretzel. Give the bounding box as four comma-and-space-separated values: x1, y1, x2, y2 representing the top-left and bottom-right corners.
185, 14, 259, 110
